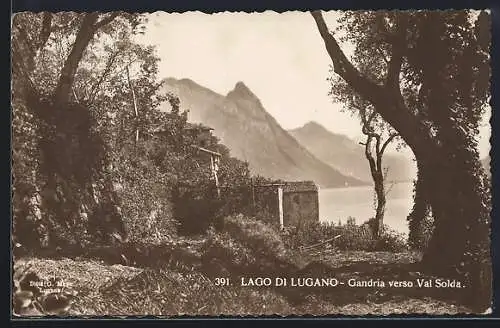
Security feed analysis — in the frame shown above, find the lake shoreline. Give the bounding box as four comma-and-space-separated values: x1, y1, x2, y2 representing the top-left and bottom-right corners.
319, 182, 413, 235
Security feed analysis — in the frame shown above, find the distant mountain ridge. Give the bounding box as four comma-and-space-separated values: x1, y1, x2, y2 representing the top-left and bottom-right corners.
161, 78, 366, 188
288, 121, 412, 184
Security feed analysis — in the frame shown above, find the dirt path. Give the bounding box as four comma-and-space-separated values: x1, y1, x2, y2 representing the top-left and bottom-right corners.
12, 250, 476, 316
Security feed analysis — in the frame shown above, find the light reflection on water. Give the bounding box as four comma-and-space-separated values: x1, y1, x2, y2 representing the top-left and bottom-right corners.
319, 182, 413, 235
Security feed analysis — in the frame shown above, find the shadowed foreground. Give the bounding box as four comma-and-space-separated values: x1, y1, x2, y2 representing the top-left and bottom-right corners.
13, 248, 475, 317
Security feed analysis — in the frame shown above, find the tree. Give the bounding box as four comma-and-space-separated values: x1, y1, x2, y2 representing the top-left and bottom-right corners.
311, 10, 491, 309
406, 160, 433, 250
11, 12, 150, 248
329, 57, 401, 240
359, 108, 398, 238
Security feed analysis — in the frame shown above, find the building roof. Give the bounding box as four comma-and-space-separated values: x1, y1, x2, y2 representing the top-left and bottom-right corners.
191, 145, 221, 157
283, 181, 318, 193
151, 122, 214, 135
184, 122, 214, 131
254, 181, 318, 193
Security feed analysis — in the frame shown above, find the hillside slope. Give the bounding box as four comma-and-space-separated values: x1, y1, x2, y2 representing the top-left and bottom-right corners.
289, 121, 411, 183
161, 78, 365, 188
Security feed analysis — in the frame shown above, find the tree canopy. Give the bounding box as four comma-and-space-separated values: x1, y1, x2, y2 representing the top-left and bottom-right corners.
312, 10, 491, 310
11, 12, 256, 249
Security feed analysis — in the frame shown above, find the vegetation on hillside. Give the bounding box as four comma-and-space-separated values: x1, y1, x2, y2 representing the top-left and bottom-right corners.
11, 12, 272, 254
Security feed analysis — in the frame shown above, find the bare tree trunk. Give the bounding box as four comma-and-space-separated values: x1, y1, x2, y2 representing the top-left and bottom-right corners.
360, 111, 395, 239
373, 174, 386, 238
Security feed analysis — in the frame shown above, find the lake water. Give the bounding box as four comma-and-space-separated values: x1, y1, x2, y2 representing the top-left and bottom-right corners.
319, 182, 414, 235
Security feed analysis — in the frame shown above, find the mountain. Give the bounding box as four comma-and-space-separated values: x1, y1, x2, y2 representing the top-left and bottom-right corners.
288, 121, 412, 183
160, 78, 366, 188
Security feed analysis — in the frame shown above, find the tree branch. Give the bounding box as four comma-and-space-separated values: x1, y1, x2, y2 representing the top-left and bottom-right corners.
126, 65, 139, 143
311, 11, 385, 105
53, 13, 100, 106
367, 110, 377, 126
375, 134, 382, 160
87, 48, 120, 103
72, 86, 81, 103
376, 46, 390, 64
380, 132, 399, 155
311, 10, 440, 160
360, 108, 379, 137
384, 179, 395, 197
93, 12, 120, 31
385, 14, 408, 90
36, 12, 53, 52
364, 136, 377, 178
375, 15, 398, 44
53, 12, 120, 106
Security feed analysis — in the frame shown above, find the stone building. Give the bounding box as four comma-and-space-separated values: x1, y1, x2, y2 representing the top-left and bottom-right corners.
253, 181, 319, 229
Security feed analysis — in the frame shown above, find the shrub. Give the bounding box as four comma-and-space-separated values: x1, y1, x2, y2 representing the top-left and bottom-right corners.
200, 215, 297, 278
335, 222, 375, 251
374, 227, 409, 252
222, 215, 288, 260
282, 218, 408, 253
281, 220, 338, 249
202, 228, 257, 273
172, 182, 222, 236
116, 146, 179, 244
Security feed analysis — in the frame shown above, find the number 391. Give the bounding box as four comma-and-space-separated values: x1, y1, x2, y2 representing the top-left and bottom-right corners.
214, 277, 230, 286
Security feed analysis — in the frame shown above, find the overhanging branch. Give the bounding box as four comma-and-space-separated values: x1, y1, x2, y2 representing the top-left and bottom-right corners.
93, 12, 121, 31
310, 11, 385, 104
380, 132, 399, 155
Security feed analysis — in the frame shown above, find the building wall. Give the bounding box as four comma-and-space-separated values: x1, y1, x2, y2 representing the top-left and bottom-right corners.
282, 190, 319, 227
253, 186, 279, 220
250, 182, 319, 228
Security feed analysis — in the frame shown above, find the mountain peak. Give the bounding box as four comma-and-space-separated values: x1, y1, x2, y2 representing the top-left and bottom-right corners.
295, 121, 352, 141
292, 121, 331, 135
228, 81, 258, 100
234, 81, 250, 91
302, 121, 325, 130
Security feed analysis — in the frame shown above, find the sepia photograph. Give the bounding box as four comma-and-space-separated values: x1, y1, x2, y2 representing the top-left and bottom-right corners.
11, 9, 492, 317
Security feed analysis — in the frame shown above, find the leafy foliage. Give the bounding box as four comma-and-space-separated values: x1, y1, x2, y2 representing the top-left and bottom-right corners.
282, 218, 408, 252
200, 215, 296, 278
12, 12, 157, 249
318, 11, 491, 298
12, 12, 265, 250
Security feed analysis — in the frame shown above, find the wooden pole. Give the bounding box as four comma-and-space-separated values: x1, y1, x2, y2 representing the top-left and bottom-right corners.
251, 178, 256, 213
278, 186, 284, 230
211, 155, 220, 198
126, 65, 139, 143
299, 235, 342, 251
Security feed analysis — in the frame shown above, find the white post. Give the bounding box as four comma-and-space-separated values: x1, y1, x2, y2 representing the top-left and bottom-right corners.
211, 155, 220, 198
278, 187, 284, 229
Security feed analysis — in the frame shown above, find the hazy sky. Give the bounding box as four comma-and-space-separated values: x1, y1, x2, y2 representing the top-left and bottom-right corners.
138, 11, 491, 159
